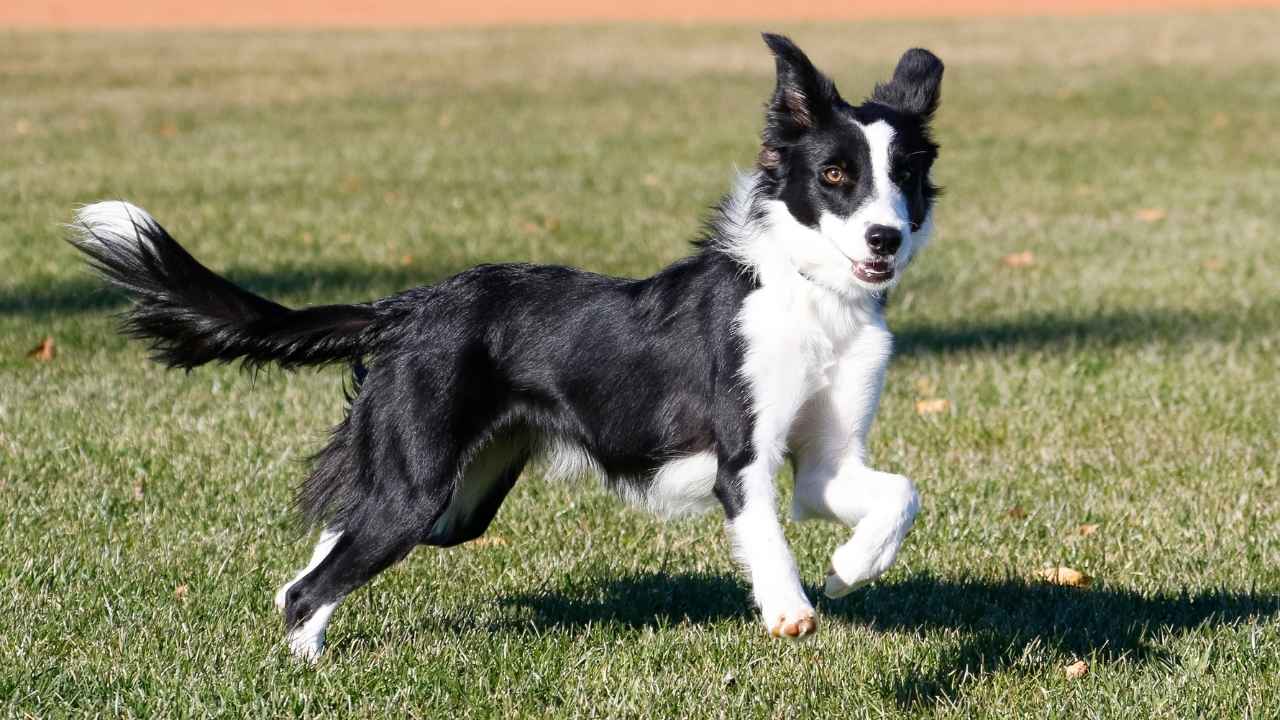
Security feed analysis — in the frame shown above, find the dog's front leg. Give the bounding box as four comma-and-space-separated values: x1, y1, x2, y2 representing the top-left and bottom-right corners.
713, 372, 815, 639
791, 324, 920, 598
717, 448, 816, 639
797, 460, 920, 598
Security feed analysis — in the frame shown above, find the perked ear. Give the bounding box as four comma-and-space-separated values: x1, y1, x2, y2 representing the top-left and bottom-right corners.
871, 48, 944, 118
761, 33, 839, 135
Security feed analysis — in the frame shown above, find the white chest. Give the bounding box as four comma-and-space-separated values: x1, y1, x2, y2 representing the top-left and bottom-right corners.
735, 277, 885, 463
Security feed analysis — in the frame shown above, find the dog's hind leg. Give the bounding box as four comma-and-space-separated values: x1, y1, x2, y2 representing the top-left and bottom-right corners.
423, 429, 530, 548
281, 521, 420, 661
279, 377, 465, 659
274, 527, 343, 612
279, 346, 532, 660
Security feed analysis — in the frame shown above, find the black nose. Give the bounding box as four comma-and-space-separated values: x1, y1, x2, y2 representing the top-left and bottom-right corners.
865, 225, 902, 256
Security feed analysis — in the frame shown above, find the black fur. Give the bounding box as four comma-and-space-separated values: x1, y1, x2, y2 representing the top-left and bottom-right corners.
298, 256, 758, 532
68, 209, 379, 370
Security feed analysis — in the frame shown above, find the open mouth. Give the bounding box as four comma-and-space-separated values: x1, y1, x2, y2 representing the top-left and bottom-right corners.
853, 258, 895, 284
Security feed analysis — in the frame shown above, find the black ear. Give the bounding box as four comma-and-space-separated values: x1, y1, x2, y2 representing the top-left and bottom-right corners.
871, 48, 944, 118
762, 33, 839, 135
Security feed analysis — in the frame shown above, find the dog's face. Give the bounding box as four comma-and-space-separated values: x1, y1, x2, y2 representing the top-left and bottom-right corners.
756, 35, 943, 297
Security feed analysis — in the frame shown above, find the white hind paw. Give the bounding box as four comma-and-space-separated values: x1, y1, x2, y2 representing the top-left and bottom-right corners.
285, 601, 338, 663
287, 630, 325, 662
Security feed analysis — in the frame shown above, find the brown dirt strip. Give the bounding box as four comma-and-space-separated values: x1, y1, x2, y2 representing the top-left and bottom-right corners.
6, 0, 1279, 28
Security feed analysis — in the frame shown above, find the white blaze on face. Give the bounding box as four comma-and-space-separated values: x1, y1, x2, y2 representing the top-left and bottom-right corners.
862, 121, 910, 233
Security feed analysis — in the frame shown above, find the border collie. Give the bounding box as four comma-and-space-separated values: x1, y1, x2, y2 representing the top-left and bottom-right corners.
68, 34, 943, 660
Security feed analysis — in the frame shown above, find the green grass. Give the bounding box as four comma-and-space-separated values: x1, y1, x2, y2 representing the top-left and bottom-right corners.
3, 13, 1280, 717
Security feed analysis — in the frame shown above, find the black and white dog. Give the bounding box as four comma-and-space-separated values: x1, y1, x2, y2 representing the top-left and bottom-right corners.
69, 35, 942, 660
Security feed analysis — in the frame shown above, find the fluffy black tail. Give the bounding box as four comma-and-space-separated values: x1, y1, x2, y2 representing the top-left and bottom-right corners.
68, 201, 378, 370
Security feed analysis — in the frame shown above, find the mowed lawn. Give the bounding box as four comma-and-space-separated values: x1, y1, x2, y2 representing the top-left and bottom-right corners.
3, 13, 1279, 717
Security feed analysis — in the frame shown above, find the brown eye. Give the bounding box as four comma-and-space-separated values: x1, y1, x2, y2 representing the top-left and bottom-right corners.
821, 167, 846, 185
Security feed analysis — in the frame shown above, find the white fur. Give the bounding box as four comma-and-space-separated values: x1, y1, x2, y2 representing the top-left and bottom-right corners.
729, 234, 874, 631
539, 435, 605, 481
70, 201, 160, 251
275, 527, 342, 611
727, 500, 811, 634
641, 451, 720, 518
536, 438, 720, 519
287, 600, 339, 662
732, 284, 844, 626
788, 322, 920, 597
821, 470, 919, 597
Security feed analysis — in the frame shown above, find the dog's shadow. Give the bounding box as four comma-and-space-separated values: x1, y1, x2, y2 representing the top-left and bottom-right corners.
483, 571, 1278, 708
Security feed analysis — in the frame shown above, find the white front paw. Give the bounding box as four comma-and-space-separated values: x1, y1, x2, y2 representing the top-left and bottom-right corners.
824, 541, 888, 599
763, 604, 818, 639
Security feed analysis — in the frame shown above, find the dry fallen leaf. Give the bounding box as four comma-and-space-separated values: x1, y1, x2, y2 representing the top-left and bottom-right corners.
1000, 251, 1035, 268
1211, 112, 1230, 129
27, 336, 55, 361
913, 377, 938, 397
1006, 506, 1028, 520
401, 255, 414, 267
1064, 659, 1089, 679
1077, 523, 1100, 537
1135, 208, 1167, 223
915, 398, 951, 415
642, 174, 660, 187
1201, 257, 1224, 271
470, 536, 507, 548
157, 121, 179, 138
174, 584, 189, 601
15, 118, 32, 135
1040, 566, 1092, 588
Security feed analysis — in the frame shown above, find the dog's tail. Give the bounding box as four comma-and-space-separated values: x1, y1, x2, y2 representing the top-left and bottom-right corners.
67, 201, 379, 371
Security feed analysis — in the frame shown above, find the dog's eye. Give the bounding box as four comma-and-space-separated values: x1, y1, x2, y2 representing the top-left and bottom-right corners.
894, 166, 921, 187
820, 167, 846, 185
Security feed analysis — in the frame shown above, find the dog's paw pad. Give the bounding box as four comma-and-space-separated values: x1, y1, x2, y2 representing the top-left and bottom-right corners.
768, 609, 817, 639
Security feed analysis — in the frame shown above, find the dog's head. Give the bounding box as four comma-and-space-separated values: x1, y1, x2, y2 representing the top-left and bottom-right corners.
756, 34, 943, 297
